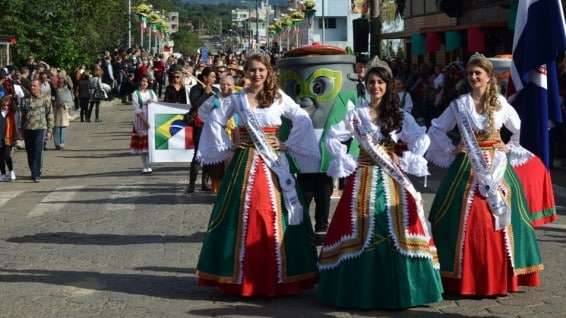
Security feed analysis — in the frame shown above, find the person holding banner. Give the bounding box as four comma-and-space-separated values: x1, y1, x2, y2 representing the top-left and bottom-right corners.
196, 53, 319, 297
187, 67, 218, 193
197, 75, 236, 193
317, 58, 442, 309
130, 75, 157, 174
427, 53, 544, 297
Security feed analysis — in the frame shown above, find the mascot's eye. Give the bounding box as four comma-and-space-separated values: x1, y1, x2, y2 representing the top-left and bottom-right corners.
285, 80, 301, 97
312, 77, 332, 96
294, 83, 301, 96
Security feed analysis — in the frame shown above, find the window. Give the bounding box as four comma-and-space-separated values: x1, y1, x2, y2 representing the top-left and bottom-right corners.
318, 17, 337, 29
411, 0, 425, 16
425, 0, 439, 13
409, 0, 439, 16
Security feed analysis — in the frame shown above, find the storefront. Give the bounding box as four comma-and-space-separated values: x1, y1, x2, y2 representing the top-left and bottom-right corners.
0, 36, 16, 66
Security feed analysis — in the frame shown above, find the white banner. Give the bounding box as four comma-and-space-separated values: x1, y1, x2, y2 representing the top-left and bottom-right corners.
147, 102, 194, 163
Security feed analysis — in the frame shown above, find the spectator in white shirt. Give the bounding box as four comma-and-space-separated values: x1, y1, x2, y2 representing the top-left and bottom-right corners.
394, 78, 413, 113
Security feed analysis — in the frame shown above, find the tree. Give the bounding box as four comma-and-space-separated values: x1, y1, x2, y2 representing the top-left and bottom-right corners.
172, 27, 203, 55
0, 0, 128, 70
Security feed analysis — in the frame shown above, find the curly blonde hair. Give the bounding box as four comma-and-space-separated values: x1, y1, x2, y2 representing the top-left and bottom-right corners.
244, 54, 280, 108
467, 56, 501, 133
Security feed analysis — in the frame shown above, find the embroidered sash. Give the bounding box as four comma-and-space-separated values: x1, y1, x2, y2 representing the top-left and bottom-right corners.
351, 112, 431, 239
454, 99, 511, 230
235, 93, 303, 225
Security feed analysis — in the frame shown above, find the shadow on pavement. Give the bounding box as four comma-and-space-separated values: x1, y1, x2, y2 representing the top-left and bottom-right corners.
0, 268, 205, 300
25, 193, 214, 205
59, 152, 133, 159
187, 303, 499, 318
6, 231, 207, 245
134, 266, 196, 274
54, 148, 124, 152
30, 184, 186, 194
39, 166, 190, 180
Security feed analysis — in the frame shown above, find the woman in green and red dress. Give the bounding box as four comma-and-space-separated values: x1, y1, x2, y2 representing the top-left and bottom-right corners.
427, 53, 554, 296
317, 60, 443, 309
196, 54, 319, 296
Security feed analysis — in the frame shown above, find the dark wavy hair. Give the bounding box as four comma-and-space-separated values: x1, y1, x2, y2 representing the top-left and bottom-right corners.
244, 54, 280, 108
364, 66, 403, 137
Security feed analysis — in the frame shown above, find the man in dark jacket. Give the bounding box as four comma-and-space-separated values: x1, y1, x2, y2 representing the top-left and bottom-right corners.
186, 67, 218, 193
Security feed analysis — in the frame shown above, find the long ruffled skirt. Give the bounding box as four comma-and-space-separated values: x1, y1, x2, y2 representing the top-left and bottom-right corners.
318, 166, 443, 310
430, 154, 543, 296
512, 155, 557, 226
196, 147, 318, 297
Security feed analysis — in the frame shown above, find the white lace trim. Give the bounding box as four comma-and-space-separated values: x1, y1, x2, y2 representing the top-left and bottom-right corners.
197, 143, 232, 165
262, 160, 284, 283
426, 147, 456, 168
503, 225, 515, 270
399, 151, 430, 177
384, 170, 434, 260
318, 169, 363, 270
507, 144, 534, 168
363, 167, 378, 249
327, 153, 358, 178
237, 154, 259, 284
456, 181, 476, 278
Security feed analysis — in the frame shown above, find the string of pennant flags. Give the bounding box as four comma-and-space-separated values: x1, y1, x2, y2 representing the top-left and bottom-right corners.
268, 0, 315, 36
134, 3, 171, 39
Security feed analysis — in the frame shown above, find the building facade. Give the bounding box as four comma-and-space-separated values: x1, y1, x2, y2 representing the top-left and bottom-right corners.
168, 11, 179, 34
283, 0, 357, 50
383, 0, 516, 65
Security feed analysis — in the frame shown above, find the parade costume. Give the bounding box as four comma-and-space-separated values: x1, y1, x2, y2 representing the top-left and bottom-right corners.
198, 94, 233, 193
508, 148, 557, 227
196, 90, 319, 297
129, 89, 157, 154
427, 94, 548, 296
317, 101, 443, 310
278, 51, 360, 232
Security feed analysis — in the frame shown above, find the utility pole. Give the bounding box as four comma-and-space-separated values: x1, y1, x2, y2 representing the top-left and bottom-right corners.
369, 0, 381, 58
266, 0, 270, 50
256, 0, 259, 47
248, 5, 252, 50
141, 21, 144, 48
321, 0, 325, 44
128, 0, 132, 48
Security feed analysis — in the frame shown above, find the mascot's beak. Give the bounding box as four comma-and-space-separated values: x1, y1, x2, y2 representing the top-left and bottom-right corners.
299, 96, 316, 116
299, 96, 315, 109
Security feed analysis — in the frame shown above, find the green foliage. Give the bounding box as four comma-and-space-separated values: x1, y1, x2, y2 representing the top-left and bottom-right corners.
0, 0, 128, 70
172, 27, 203, 55
175, 3, 234, 35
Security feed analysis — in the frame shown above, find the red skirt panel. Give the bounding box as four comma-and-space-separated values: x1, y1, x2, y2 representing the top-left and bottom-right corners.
130, 127, 148, 154
199, 157, 316, 296
512, 157, 557, 227
442, 190, 539, 296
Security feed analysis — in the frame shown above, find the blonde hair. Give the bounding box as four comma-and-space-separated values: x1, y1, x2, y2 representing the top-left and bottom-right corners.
467, 56, 501, 133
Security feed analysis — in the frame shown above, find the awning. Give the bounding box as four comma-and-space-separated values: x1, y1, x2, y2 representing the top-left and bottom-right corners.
411, 33, 426, 56
426, 32, 442, 53
381, 21, 506, 40
445, 31, 462, 52
467, 27, 485, 53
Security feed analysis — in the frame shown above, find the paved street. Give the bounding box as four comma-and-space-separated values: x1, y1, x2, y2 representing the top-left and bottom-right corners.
0, 100, 565, 318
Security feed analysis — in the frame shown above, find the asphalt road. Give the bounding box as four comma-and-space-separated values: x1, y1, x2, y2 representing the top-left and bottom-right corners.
0, 99, 565, 318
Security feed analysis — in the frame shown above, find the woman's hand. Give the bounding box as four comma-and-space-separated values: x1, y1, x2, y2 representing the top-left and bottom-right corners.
267, 136, 286, 151
390, 152, 400, 166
